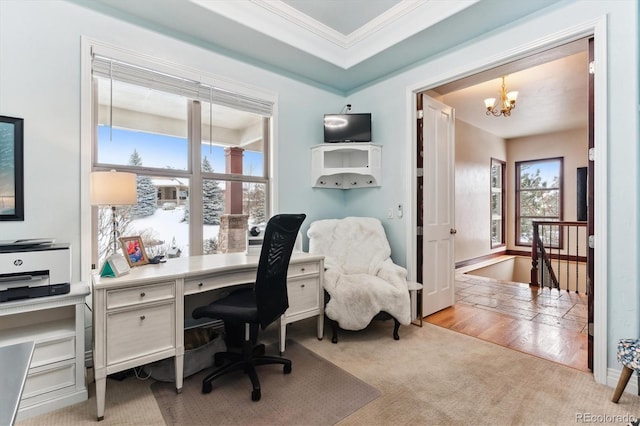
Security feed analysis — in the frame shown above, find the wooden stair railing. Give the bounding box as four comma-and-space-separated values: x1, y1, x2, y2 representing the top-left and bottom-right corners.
530, 221, 588, 293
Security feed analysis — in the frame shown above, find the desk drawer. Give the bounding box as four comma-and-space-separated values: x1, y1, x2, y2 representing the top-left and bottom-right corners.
287, 277, 320, 314
31, 336, 75, 368
22, 360, 76, 401
288, 262, 320, 278
184, 271, 255, 295
106, 282, 175, 309
106, 301, 175, 365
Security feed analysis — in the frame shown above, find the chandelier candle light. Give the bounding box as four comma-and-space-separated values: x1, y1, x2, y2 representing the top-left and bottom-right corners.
484, 76, 518, 117
90, 170, 137, 254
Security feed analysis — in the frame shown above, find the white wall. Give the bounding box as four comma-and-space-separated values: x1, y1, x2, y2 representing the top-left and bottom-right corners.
0, 0, 344, 277
348, 0, 638, 374
454, 119, 507, 263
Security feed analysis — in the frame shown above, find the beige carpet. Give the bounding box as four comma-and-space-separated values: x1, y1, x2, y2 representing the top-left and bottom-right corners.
150, 340, 380, 425
17, 318, 640, 425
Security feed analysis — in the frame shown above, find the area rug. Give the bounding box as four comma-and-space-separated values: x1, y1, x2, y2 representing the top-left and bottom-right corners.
150, 340, 380, 425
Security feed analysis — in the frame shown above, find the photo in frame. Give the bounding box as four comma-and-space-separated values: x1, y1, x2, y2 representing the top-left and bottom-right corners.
0, 116, 24, 221
119, 236, 149, 267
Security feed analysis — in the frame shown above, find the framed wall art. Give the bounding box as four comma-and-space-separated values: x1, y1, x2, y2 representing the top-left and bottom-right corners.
0, 116, 24, 221
119, 236, 149, 267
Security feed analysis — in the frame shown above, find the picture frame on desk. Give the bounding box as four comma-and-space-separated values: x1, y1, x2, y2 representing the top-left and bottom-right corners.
119, 236, 149, 267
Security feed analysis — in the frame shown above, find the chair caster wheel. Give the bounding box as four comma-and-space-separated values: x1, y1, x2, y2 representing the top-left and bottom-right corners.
284, 364, 292, 374
252, 389, 261, 401
202, 382, 212, 394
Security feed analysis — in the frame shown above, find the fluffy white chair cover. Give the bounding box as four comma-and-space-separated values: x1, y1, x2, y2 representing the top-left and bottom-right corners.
307, 217, 411, 330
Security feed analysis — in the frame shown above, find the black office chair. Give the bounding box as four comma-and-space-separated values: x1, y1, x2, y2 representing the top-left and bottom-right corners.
192, 213, 306, 401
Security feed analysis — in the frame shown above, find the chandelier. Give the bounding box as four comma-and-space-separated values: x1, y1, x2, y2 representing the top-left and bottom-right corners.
484, 76, 518, 117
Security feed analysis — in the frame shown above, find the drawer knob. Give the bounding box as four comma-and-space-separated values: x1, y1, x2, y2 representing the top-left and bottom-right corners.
301, 268, 305, 272
300, 284, 305, 288
198, 282, 203, 287
140, 292, 146, 298
140, 315, 146, 320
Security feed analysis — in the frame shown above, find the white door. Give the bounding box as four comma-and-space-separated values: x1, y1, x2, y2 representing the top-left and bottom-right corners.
421, 94, 456, 316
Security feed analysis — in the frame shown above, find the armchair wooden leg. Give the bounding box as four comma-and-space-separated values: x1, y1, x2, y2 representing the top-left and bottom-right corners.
612, 365, 634, 403
392, 318, 400, 340
331, 319, 338, 344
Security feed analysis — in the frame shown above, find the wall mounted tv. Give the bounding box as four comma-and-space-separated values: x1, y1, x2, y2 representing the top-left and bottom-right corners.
324, 113, 371, 143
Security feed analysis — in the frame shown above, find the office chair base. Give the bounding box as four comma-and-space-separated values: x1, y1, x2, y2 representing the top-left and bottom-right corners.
202, 343, 292, 401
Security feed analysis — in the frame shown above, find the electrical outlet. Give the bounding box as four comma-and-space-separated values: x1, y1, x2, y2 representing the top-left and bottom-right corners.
387, 208, 394, 219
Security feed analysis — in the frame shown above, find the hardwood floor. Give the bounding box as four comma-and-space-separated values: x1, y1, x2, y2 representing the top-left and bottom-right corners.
425, 272, 589, 372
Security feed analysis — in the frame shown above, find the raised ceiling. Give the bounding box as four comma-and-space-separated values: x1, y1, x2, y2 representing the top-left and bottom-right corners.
75, 0, 559, 93
75, 0, 587, 139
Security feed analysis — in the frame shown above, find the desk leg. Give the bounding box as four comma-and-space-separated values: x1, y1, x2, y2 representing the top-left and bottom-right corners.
95, 374, 106, 421
175, 353, 184, 393
317, 314, 324, 340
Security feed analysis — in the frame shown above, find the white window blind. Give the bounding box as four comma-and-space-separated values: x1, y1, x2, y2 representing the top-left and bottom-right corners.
92, 55, 273, 117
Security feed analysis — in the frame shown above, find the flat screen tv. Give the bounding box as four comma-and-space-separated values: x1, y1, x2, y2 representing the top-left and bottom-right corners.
324, 113, 371, 143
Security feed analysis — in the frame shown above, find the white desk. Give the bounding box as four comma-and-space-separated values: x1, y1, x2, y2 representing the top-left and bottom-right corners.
0, 341, 34, 426
0, 286, 89, 421
91, 252, 324, 421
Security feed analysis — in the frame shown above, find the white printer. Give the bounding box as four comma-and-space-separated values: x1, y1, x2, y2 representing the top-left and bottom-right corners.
0, 240, 71, 302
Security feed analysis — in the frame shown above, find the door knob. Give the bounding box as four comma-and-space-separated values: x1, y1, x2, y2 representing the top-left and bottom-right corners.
450, 228, 457, 234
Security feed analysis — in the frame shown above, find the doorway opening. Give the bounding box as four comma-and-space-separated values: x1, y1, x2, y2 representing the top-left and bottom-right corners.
414, 37, 596, 372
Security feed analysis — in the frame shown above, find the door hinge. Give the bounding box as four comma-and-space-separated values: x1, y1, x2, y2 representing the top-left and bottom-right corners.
588, 235, 595, 248
417, 109, 424, 120
417, 226, 423, 236
416, 168, 423, 177
588, 147, 595, 161
589, 61, 595, 75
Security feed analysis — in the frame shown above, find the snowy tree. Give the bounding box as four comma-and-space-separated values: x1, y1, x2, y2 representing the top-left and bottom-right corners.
183, 155, 224, 224
128, 149, 156, 217
244, 183, 266, 225
203, 236, 218, 255
202, 156, 225, 225
519, 163, 560, 245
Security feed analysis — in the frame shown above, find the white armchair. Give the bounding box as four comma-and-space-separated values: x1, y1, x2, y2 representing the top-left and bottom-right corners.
307, 217, 411, 342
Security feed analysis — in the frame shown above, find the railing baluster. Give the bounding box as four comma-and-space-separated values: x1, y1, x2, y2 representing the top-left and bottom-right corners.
575, 224, 580, 293
530, 221, 587, 294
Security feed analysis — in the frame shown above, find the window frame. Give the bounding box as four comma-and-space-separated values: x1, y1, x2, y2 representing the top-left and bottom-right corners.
490, 158, 506, 249
84, 41, 277, 269
515, 157, 564, 247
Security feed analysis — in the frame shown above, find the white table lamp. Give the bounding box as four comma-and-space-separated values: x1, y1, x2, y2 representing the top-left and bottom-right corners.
90, 170, 137, 254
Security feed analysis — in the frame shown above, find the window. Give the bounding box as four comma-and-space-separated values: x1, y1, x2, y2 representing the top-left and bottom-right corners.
490, 158, 505, 248
515, 157, 563, 247
91, 54, 272, 265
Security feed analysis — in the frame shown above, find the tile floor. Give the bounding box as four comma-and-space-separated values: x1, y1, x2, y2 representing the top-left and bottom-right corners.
454, 271, 588, 334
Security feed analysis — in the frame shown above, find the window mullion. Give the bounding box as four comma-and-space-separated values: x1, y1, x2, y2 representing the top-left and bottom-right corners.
189, 101, 204, 255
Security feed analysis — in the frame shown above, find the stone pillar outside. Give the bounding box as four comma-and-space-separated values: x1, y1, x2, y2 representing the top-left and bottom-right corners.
218, 214, 248, 253
225, 147, 244, 214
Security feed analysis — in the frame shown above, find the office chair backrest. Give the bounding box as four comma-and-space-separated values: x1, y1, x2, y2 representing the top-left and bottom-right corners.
255, 213, 306, 329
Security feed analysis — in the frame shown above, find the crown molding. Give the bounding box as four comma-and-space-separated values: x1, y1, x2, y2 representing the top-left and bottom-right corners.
190, 0, 478, 69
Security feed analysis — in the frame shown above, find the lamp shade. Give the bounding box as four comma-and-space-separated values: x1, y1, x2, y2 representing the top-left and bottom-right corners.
90, 170, 137, 206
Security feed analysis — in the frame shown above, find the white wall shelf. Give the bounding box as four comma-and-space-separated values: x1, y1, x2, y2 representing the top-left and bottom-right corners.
311, 143, 381, 189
